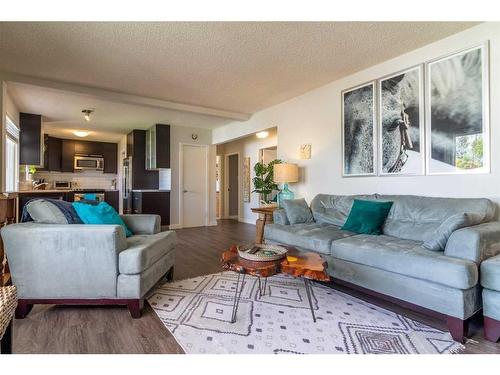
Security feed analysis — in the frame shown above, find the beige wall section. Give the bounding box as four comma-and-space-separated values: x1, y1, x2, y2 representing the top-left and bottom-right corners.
217, 128, 278, 224
213, 22, 500, 206
0, 81, 19, 191
170, 125, 217, 228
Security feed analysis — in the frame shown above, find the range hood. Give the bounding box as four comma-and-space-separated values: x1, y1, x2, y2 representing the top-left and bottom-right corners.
145, 124, 171, 170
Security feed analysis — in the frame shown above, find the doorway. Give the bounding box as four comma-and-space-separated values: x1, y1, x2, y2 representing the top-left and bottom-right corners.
225, 153, 239, 219
180, 143, 209, 228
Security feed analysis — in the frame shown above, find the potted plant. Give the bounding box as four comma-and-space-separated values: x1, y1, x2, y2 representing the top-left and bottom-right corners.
252, 159, 282, 206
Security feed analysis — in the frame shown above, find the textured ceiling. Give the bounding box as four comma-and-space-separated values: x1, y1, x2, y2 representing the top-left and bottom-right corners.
7, 82, 231, 142
0, 22, 479, 116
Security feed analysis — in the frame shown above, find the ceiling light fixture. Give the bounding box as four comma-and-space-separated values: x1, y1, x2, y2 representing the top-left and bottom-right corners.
73, 130, 89, 138
82, 109, 93, 122
256, 131, 269, 139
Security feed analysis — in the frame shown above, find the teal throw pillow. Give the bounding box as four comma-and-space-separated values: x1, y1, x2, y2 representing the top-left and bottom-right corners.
72, 201, 133, 237
341, 199, 393, 235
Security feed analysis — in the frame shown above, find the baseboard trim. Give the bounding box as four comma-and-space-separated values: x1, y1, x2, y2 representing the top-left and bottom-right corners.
238, 217, 255, 225
207, 221, 218, 226
168, 223, 182, 229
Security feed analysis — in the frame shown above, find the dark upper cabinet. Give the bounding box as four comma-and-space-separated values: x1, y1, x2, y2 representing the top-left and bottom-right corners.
102, 143, 118, 174
146, 124, 170, 170
19, 113, 43, 166
61, 139, 75, 172
128, 130, 159, 189
46, 136, 62, 171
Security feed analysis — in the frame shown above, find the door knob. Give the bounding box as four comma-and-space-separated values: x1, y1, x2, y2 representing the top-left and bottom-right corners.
183, 190, 188, 193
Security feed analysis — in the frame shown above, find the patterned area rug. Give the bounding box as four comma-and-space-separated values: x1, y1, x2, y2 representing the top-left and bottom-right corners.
148, 272, 465, 354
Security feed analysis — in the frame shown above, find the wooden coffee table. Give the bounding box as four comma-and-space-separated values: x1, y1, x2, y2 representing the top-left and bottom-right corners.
221, 245, 329, 323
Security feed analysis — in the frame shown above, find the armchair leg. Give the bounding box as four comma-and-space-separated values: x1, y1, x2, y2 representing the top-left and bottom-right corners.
166, 266, 174, 281
127, 299, 144, 319
446, 316, 469, 343
484, 316, 500, 343
15, 300, 33, 319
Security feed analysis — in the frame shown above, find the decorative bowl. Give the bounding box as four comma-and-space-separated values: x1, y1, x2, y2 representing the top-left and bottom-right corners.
237, 243, 288, 262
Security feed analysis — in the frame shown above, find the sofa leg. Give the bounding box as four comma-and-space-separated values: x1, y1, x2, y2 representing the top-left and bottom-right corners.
166, 266, 174, 281
15, 300, 33, 319
127, 299, 143, 319
484, 316, 500, 343
446, 316, 469, 343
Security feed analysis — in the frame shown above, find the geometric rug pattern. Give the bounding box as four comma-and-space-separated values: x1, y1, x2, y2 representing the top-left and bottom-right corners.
147, 272, 465, 354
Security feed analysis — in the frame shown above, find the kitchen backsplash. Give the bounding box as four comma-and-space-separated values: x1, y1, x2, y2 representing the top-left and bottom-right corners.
33, 171, 118, 190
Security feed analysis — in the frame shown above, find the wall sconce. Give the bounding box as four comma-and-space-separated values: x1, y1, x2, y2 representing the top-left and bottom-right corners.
256, 131, 269, 139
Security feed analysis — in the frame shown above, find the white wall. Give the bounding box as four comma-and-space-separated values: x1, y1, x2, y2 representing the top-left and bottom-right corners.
217, 128, 278, 223
213, 22, 500, 206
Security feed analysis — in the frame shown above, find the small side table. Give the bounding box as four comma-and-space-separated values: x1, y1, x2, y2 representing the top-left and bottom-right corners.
221, 246, 329, 323
250, 206, 277, 244
0, 285, 17, 354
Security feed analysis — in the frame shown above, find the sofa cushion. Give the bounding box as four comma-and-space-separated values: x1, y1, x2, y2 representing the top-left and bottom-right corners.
119, 231, 177, 274
331, 234, 478, 289
481, 255, 500, 292
423, 213, 485, 251
310, 194, 377, 226
282, 198, 314, 225
73, 202, 133, 237
342, 199, 393, 235
376, 195, 494, 243
24, 198, 83, 224
264, 223, 354, 255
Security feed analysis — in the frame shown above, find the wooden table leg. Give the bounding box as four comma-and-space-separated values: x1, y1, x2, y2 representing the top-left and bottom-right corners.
255, 215, 265, 244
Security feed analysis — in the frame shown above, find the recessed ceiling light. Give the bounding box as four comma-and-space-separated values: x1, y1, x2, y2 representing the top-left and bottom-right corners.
73, 130, 89, 137
256, 131, 269, 139
82, 109, 93, 122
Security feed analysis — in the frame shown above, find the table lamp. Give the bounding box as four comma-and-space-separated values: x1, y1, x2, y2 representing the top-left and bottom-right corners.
274, 163, 299, 207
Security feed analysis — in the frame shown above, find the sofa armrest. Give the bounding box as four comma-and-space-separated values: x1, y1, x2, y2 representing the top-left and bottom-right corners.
481, 254, 500, 291
1, 223, 127, 298
121, 214, 161, 234
445, 221, 500, 263
273, 209, 289, 225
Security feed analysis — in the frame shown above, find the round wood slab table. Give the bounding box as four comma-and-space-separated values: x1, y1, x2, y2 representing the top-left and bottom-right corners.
221, 245, 329, 323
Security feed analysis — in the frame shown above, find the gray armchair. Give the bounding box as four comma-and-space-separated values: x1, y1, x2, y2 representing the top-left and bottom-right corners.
1, 214, 176, 318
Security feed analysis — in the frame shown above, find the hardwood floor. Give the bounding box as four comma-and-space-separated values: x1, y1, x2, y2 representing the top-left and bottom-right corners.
12, 220, 500, 354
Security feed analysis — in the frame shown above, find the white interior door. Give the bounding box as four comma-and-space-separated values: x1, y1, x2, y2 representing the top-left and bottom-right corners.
182, 144, 207, 228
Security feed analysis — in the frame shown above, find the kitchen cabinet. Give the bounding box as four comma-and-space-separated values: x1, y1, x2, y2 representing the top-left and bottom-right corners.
146, 124, 170, 170
132, 191, 170, 225
102, 143, 118, 174
127, 130, 159, 189
104, 191, 119, 212
61, 139, 75, 172
46, 136, 62, 171
19, 113, 43, 166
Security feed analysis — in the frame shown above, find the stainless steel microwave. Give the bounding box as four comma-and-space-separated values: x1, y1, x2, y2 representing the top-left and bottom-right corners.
74, 155, 104, 171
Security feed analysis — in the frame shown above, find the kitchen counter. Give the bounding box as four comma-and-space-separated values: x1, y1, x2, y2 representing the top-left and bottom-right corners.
10, 189, 73, 194
131, 189, 170, 192
6, 189, 119, 194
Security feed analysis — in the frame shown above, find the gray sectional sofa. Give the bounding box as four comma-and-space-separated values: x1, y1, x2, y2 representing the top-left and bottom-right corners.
1, 214, 176, 318
264, 194, 500, 343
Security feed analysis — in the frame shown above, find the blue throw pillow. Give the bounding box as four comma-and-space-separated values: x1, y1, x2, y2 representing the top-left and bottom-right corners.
72, 202, 133, 237
341, 199, 393, 235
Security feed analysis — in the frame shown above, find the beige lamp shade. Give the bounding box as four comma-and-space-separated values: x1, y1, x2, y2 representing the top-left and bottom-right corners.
274, 163, 299, 183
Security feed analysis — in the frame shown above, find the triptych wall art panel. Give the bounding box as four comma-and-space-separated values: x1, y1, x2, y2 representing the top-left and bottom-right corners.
342, 42, 489, 177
